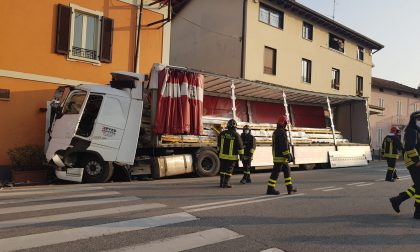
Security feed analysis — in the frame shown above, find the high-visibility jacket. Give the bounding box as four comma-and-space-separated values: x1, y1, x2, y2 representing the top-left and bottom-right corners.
381, 134, 402, 159
241, 133, 256, 160
218, 129, 244, 161
272, 127, 291, 164
403, 127, 420, 168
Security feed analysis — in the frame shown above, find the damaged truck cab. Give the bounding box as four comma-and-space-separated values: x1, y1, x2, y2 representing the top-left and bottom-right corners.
46, 72, 145, 183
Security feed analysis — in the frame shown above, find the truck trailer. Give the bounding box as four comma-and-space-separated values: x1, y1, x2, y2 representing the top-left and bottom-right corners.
45, 64, 372, 183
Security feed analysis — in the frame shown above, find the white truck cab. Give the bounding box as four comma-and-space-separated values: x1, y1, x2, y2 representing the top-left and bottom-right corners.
46, 72, 145, 183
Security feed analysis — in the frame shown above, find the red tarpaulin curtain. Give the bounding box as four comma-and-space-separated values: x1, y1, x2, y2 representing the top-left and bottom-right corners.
203, 95, 248, 122
154, 69, 204, 135
292, 105, 326, 128
250, 101, 285, 124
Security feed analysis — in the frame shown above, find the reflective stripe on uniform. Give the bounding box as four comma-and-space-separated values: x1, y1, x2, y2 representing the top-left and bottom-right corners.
406, 149, 419, 157
229, 140, 234, 156
225, 173, 232, 177
284, 177, 292, 185
282, 150, 290, 155
387, 167, 396, 171
384, 154, 399, 158
220, 172, 226, 175
244, 171, 251, 175
406, 187, 416, 197
267, 179, 277, 187
220, 138, 225, 155
273, 157, 288, 163
416, 195, 420, 204
238, 149, 244, 155
219, 153, 239, 161
250, 148, 255, 154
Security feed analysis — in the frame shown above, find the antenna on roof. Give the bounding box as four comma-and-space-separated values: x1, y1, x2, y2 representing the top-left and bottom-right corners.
332, 0, 336, 20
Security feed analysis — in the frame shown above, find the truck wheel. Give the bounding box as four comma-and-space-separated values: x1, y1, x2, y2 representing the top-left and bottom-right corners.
82, 157, 114, 183
195, 149, 220, 177
299, 164, 316, 170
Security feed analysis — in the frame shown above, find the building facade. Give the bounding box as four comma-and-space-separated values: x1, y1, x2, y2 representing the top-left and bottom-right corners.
170, 0, 383, 99
370, 77, 420, 153
0, 0, 171, 165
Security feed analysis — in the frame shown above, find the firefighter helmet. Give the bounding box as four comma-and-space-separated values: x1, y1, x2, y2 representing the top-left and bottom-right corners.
227, 119, 237, 129
390, 126, 400, 134
243, 125, 251, 134
410, 111, 420, 121
277, 115, 289, 128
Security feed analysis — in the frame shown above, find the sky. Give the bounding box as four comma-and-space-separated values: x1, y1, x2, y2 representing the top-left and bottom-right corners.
296, 0, 420, 89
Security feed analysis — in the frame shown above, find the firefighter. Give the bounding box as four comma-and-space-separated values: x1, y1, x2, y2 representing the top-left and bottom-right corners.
240, 125, 256, 184
267, 115, 297, 195
389, 111, 420, 219
218, 119, 244, 188
382, 126, 403, 182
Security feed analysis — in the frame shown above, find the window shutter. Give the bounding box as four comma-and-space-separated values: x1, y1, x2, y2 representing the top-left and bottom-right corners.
100, 17, 114, 63
55, 4, 71, 55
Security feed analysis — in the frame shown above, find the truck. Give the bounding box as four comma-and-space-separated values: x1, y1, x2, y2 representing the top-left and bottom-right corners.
45, 64, 372, 183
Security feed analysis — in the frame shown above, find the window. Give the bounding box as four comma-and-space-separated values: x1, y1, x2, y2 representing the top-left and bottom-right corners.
301, 59, 312, 83
0, 89, 10, 101
378, 98, 384, 115
56, 4, 114, 63
329, 33, 344, 53
377, 128, 383, 147
396, 100, 402, 116
357, 46, 364, 61
63, 91, 87, 114
259, 4, 284, 29
264, 46, 277, 75
331, 68, 340, 90
302, 22, 313, 40
356, 76, 363, 96
76, 94, 103, 137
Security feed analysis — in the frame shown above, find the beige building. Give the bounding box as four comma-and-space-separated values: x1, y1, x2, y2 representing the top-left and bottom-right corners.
170, 0, 383, 99
370, 78, 420, 154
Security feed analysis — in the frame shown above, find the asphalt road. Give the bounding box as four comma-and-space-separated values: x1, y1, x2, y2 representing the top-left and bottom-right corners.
0, 160, 419, 252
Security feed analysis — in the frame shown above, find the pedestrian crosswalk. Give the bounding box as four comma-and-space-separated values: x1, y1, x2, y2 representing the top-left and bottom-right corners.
0, 184, 251, 252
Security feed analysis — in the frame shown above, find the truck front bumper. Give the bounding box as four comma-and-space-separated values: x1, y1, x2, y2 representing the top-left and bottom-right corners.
52, 154, 84, 183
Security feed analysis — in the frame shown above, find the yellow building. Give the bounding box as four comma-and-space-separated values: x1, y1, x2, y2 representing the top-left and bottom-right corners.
0, 0, 172, 166
170, 0, 383, 99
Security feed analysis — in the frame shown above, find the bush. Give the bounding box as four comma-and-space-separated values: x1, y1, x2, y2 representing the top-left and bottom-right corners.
7, 145, 45, 171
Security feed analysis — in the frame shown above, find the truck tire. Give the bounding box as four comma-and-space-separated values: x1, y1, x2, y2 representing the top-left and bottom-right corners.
299, 164, 316, 170
82, 157, 114, 183
194, 149, 220, 177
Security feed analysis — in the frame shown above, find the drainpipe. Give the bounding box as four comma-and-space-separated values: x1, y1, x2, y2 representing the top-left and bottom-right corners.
240, 0, 247, 78
134, 0, 144, 73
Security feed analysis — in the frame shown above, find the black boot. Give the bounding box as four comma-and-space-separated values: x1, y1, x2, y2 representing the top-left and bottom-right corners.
267, 186, 280, 195
240, 174, 247, 184
414, 208, 420, 219
223, 175, 232, 188
246, 174, 251, 183
385, 171, 395, 182
389, 195, 406, 213
287, 185, 297, 195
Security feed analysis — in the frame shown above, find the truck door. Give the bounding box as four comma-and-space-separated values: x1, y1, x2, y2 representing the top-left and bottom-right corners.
45, 90, 87, 161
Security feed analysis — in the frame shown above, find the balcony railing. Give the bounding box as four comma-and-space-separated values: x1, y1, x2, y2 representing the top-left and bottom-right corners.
72, 47, 97, 60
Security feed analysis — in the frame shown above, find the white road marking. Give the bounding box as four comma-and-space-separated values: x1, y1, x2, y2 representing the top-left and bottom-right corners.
261, 248, 285, 252
0, 212, 197, 252
181, 195, 274, 210
355, 183, 374, 187
399, 177, 411, 181
0, 186, 105, 197
374, 179, 385, 182
347, 182, 368, 186
322, 187, 344, 192
186, 193, 305, 213
106, 228, 242, 252
0, 203, 166, 229
0, 196, 139, 215
0, 191, 120, 205
312, 186, 335, 191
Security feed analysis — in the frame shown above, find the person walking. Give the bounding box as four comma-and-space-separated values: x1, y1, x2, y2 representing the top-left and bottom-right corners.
240, 125, 256, 184
218, 119, 244, 188
267, 115, 297, 195
389, 111, 420, 219
382, 126, 402, 182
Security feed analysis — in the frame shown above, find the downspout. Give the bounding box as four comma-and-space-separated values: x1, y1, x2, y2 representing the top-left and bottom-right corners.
327, 97, 337, 150
240, 0, 247, 78
134, 0, 144, 73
